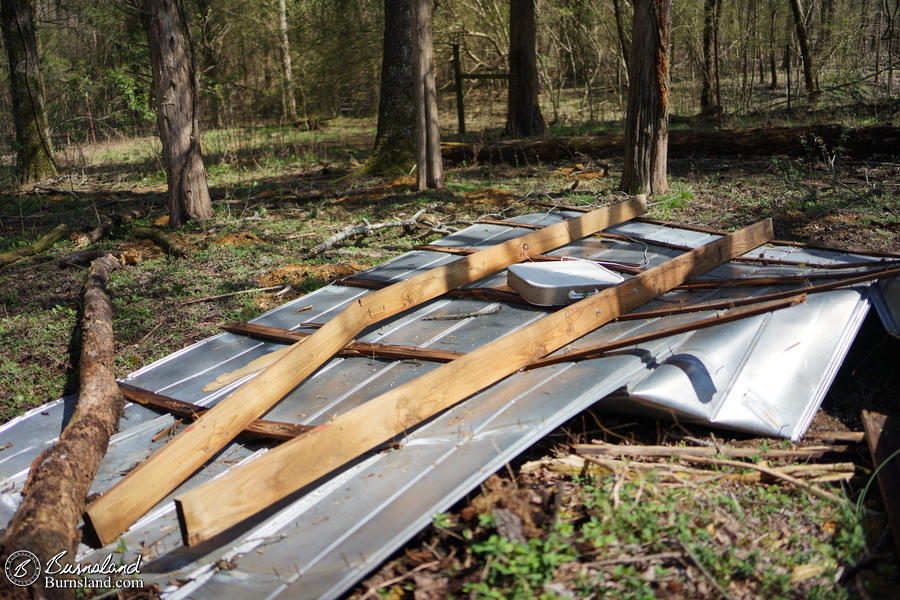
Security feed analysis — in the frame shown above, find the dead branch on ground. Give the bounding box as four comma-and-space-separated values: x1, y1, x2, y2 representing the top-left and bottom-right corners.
0, 223, 69, 268
133, 227, 188, 257
0, 255, 124, 598
305, 209, 444, 257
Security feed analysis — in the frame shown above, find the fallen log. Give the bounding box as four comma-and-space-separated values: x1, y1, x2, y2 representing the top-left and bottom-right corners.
84, 197, 647, 547
0, 255, 123, 598
0, 223, 69, 269
58, 249, 141, 268
133, 227, 188, 257
173, 219, 773, 546
441, 124, 900, 164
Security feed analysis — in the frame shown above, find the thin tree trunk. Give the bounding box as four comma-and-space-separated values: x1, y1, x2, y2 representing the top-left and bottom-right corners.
0, 0, 57, 183
788, 0, 820, 98
505, 0, 546, 137
0, 255, 123, 600
410, 0, 443, 189
278, 0, 297, 122
141, 0, 213, 228
612, 0, 631, 81
700, 0, 720, 115
620, 0, 671, 196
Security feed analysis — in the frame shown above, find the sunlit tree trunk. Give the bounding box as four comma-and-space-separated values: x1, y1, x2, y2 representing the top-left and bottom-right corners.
359, 0, 416, 175
411, 0, 442, 189
0, 0, 57, 183
278, 0, 297, 122
141, 0, 213, 228
620, 0, 671, 196
505, 0, 545, 137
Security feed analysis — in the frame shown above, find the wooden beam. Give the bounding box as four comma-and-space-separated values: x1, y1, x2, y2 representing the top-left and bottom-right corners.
174, 218, 774, 546
223, 322, 464, 363
862, 411, 900, 561
527, 295, 804, 368
118, 383, 313, 441
83, 197, 647, 546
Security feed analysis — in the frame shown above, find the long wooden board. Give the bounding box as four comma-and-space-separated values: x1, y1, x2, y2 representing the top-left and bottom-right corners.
83, 197, 647, 546
174, 218, 774, 546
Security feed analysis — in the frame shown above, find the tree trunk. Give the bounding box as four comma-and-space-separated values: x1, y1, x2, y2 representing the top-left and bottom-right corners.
700, 0, 720, 116
358, 0, 416, 175
612, 0, 631, 83
141, 0, 213, 228
0, 0, 57, 184
505, 0, 546, 137
410, 0, 443, 189
0, 255, 123, 600
620, 0, 671, 196
788, 0, 820, 98
278, 0, 297, 122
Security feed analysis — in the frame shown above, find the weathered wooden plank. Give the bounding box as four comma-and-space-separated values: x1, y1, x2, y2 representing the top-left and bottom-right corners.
174, 218, 774, 546
83, 197, 647, 546
862, 410, 900, 561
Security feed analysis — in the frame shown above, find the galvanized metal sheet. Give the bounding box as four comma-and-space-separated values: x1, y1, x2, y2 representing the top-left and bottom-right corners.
1, 210, 896, 600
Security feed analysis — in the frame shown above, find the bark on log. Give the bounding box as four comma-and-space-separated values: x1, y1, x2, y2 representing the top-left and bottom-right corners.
133, 227, 188, 257
441, 124, 900, 164
0, 223, 68, 268
0, 254, 124, 599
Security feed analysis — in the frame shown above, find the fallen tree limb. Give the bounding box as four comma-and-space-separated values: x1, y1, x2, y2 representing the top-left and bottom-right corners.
441, 124, 900, 164
0, 223, 69, 268
71, 210, 143, 249
0, 255, 123, 598
84, 197, 648, 547
118, 383, 313, 441
173, 219, 773, 546
133, 227, 188, 257
305, 209, 432, 257
58, 249, 141, 268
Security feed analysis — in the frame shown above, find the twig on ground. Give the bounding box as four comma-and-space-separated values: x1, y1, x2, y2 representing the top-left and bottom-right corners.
183, 285, 287, 305
680, 455, 855, 509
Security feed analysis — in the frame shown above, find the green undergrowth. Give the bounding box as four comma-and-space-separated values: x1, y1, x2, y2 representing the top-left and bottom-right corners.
421, 469, 885, 600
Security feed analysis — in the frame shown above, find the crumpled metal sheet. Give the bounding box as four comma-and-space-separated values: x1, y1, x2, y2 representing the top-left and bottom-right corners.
0, 211, 896, 600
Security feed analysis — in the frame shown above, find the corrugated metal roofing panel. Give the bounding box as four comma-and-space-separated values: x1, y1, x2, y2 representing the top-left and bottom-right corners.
1, 210, 896, 600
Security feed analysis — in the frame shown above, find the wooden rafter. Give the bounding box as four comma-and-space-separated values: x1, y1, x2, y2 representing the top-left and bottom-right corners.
173, 218, 774, 546
83, 197, 647, 546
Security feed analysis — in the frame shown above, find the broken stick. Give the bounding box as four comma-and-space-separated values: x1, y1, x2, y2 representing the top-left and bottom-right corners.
174, 218, 774, 546
0, 255, 123, 598
84, 197, 648, 546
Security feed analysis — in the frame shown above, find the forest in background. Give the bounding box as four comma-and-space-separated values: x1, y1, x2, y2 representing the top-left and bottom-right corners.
0, 0, 898, 164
